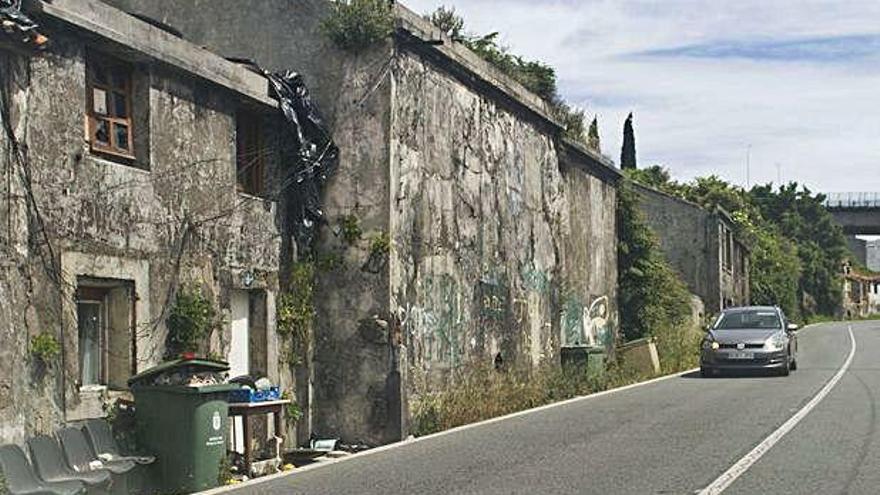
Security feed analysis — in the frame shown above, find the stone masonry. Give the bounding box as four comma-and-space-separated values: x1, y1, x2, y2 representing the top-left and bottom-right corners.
0, 0, 288, 445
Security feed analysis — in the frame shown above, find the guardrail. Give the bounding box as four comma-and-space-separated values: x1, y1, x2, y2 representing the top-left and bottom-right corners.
825, 192, 880, 209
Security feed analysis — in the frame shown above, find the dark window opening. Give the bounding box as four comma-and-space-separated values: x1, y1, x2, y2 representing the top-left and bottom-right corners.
236, 110, 264, 196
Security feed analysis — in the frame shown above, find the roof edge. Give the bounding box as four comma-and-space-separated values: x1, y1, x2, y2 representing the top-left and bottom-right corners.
26, 0, 275, 107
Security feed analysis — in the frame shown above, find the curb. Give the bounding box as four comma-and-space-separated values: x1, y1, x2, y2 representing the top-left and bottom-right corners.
198, 366, 698, 494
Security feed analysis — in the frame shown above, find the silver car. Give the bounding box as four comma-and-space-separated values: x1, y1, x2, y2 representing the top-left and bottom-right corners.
700, 306, 798, 377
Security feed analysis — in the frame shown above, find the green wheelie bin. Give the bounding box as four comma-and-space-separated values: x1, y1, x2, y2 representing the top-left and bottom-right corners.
128, 358, 239, 494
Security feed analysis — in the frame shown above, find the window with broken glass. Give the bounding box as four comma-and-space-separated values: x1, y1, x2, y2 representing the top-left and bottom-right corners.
86, 54, 134, 160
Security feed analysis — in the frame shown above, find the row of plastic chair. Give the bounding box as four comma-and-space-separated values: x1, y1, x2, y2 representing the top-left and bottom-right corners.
0, 420, 154, 495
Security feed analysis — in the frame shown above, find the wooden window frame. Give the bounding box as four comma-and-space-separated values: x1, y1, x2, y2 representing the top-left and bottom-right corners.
86, 53, 135, 160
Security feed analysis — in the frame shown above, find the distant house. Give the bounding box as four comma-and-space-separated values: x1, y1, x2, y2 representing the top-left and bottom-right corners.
841, 262, 880, 318
633, 183, 751, 314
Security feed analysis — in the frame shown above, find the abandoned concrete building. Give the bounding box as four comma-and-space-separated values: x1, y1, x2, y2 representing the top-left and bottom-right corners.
634, 183, 750, 314
0, 0, 291, 445
105, 0, 623, 445
841, 262, 880, 318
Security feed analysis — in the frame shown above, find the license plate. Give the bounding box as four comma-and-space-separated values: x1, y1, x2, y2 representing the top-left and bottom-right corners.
729, 351, 754, 359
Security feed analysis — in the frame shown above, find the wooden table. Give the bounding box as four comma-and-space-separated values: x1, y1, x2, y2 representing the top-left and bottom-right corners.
228, 399, 290, 475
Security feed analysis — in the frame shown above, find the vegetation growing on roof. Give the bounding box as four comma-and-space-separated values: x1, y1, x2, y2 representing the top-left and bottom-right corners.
321, 0, 395, 52
427, 6, 589, 144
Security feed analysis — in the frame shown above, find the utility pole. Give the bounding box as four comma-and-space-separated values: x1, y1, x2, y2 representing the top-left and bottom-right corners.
745, 144, 752, 188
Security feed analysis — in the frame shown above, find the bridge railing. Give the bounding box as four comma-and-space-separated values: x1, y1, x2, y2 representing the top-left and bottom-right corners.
825, 192, 880, 209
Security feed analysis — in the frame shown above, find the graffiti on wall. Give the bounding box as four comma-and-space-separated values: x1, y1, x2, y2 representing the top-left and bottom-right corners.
399, 274, 468, 366
478, 274, 509, 323
520, 262, 550, 294
561, 295, 611, 348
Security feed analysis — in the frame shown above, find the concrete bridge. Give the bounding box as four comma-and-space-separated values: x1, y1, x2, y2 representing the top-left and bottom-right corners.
826, 192, 880, 235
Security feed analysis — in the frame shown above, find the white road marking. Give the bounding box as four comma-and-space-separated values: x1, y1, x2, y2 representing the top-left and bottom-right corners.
697, 325, 857, 495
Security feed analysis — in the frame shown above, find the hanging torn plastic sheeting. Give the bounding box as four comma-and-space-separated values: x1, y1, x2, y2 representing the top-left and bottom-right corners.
264, 69, 339, 253
0, 0, 49, 49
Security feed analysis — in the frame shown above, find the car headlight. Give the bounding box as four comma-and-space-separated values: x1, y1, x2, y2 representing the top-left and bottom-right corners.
766, 332, 786, 351
702, 337, 720, 350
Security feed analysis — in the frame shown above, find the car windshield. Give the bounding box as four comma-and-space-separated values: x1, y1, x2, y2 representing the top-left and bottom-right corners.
715, 310, 782, 330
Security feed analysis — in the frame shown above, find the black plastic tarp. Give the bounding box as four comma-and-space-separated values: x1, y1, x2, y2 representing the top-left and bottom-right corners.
1, 0, 48, 48
264, 70, 339, 253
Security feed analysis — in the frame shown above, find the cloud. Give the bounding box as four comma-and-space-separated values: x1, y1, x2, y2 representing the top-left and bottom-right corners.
637, 34, 880, 63
402, 0, 880, 192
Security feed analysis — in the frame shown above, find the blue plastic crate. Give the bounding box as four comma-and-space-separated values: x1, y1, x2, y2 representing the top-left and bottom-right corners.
228, 386, 280, 403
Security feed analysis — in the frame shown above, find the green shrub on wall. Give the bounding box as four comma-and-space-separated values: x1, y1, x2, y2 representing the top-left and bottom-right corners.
30, 332, 61, 363
321, 0, 395, 52
165, 285, 218, 358
338, 214, 363, 246
617, 180, 692, 342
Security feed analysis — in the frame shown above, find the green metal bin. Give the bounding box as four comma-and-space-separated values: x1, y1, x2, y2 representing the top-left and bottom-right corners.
128, 359, 239, 494
561, 345, 607, 376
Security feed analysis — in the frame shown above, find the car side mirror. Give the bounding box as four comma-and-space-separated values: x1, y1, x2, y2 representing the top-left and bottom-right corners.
787, 323, 799, 331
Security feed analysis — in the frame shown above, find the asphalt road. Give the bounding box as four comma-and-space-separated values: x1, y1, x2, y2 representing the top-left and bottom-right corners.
226, 320, 876, 495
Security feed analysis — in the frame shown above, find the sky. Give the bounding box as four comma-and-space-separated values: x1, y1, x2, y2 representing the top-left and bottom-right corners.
403, 0, 880, 193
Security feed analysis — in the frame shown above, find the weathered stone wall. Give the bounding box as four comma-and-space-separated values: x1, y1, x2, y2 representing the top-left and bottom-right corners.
308, 44, 397, 446
0, 33, 284, 444
635, 184, 716, 309
95, 0, 405, 444
91, 0, 622, 447
390, 51, 618, 391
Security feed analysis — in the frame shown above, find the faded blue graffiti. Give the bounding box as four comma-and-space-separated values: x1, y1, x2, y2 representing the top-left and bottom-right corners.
561, 297, 585, 346
400, 274, 468, 366
520, 263, 550, 294
561, 295, 612, 348
478, 275, 508, 322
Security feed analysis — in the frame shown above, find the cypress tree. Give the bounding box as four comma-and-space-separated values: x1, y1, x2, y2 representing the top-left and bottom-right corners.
621, 112, 637, 170
587, 116, 601, 153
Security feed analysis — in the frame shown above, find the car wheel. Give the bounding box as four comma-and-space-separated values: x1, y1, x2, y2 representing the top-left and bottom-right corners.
700, 366, 712, 378
779, 359, 791, 377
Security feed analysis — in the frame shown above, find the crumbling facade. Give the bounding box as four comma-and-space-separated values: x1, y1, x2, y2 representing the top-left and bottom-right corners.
0, 0, 290, 445
104, 0, 622, 446
634, 183, 750, 314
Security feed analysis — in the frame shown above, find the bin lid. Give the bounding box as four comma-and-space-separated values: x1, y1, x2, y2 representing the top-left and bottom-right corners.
127, 358, 231, 387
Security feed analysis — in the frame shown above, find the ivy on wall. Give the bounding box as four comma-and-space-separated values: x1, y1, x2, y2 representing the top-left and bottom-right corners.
165, 285, 220, 359
277, 261, 316, 367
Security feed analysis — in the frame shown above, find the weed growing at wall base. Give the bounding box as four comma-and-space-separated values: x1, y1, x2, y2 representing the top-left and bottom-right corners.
410, 362, 663, 437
